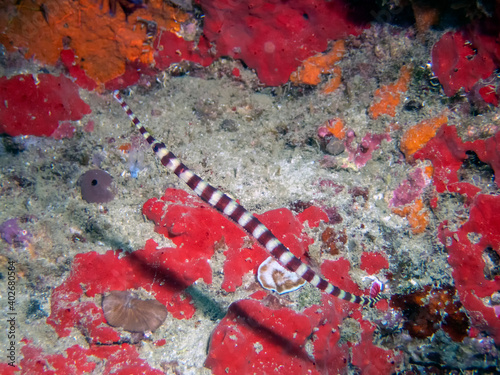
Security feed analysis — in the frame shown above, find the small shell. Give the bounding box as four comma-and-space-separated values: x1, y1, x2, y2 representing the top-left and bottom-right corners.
102, 291, 168, 333
257, 257, 306, 294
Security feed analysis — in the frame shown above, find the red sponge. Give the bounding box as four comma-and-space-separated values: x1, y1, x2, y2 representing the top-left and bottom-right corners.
199, 0, 367, 86
0, 74, 91, 137
143, 188, 326, 293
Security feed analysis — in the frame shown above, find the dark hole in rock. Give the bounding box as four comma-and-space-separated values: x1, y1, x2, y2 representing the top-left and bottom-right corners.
483, 246, 500, 280
457, 150, 495, 189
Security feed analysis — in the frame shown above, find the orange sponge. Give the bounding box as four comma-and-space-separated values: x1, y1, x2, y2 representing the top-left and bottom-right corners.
369, 65, 412, 119
0, 0, 188, 85
400, 115, 448, 157
325, 118, 346, 139
290, 40, 345, 90
321, 66, 342, 94
392, 198, 429, 234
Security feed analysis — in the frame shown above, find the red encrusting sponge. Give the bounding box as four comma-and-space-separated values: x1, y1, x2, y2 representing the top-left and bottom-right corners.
0, 74, 91, 137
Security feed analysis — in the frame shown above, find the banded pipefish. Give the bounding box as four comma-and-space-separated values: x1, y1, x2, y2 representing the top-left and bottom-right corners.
113, 90, 383, 307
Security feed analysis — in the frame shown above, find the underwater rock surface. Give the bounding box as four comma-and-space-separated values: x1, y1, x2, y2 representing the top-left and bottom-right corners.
1, 0, 500, 373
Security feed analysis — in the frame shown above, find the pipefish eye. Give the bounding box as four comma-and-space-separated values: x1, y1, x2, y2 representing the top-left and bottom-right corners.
102, 290, 168, 333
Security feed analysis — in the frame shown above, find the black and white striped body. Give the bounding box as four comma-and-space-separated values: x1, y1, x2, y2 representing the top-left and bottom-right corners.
113, 90, 381, 307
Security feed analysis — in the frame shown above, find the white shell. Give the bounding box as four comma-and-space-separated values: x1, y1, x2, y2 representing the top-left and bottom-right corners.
257, 256, 306, 294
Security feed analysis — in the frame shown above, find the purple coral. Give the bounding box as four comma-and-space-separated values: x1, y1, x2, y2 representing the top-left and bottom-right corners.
0, 218, 32, 245
345, 131, 391, 168
390, 168, 431, 207
319, 130, 391, 169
